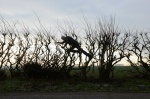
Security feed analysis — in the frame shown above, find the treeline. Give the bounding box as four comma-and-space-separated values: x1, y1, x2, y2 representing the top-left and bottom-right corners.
0, 17, 150, 81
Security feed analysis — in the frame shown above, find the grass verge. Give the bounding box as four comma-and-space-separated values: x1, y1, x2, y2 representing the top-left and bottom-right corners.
0, 77, 150, 92
0, 66, 150, 92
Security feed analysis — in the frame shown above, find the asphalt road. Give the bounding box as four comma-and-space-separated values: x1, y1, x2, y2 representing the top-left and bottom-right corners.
0, 92, 150, 99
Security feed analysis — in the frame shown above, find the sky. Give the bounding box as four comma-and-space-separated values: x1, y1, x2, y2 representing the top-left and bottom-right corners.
0, 0, 150, 31
0, 0, 150, 66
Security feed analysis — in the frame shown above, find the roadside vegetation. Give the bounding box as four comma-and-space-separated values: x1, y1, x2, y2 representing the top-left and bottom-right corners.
0, 16, 150, 92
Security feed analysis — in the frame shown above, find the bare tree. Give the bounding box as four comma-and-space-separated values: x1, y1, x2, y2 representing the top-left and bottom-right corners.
93, 17, 129, 81
126, 31, 150, 78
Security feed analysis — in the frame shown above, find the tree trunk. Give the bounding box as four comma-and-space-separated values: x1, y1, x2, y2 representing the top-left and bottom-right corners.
99, 64, 113, 82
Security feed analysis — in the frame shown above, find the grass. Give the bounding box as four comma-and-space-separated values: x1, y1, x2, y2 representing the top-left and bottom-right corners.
0, 66, 150, 92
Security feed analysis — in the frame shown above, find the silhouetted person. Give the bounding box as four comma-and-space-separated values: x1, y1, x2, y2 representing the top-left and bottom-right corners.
58, 36, 92, 60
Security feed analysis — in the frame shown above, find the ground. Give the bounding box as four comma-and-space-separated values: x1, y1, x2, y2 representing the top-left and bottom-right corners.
0, 92, 150, 99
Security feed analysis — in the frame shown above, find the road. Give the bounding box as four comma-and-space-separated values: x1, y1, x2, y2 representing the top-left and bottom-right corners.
0, 92, 150, 99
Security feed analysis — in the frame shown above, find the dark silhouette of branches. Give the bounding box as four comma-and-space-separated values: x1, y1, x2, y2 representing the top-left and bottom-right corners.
0, 16, 150, 81
126, 31, 150, 78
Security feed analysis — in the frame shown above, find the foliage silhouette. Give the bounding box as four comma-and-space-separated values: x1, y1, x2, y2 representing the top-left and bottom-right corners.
0, 69, 6, 80
0, 16, 149, 82
23, 62, 43, 78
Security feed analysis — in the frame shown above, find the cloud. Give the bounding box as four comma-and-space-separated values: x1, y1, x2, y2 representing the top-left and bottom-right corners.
0, 0, 150, 30
0, 0, 149, 66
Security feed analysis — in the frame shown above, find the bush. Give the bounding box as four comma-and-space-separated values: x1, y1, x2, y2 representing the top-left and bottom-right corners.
23, 62, 43, 78
42, 67, 63, 79
0, 69, 6, 80
42, 66, 72, 80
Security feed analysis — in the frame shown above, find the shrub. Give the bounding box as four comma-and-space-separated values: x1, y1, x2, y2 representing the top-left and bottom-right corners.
42, 67, 63, 79
23, 62, 43, 78
0, 69, 6, 80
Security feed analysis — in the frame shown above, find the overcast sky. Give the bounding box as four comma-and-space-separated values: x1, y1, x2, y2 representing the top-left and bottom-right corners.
1, 0, 149, 66
0, 0, 150, 31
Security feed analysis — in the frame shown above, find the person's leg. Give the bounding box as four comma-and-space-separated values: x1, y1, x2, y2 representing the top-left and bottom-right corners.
77, 47, 93, 60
